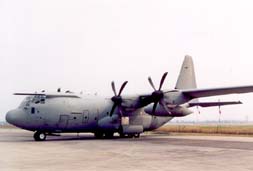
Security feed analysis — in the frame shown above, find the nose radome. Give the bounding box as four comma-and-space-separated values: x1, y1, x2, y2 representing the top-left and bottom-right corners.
6, 109, 26, 128
6, 110, 16, 125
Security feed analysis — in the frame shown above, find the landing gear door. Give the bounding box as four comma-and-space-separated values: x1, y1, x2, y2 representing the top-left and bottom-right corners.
83, 110, 89, 124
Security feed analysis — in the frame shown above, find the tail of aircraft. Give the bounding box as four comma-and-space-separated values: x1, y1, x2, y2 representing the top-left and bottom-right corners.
175, 55, 197, 90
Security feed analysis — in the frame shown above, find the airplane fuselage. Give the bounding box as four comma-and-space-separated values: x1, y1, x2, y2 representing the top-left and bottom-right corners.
6, 95, 172, 136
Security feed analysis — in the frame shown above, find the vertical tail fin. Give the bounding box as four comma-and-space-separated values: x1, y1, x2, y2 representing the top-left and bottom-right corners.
175, 55, 197, 89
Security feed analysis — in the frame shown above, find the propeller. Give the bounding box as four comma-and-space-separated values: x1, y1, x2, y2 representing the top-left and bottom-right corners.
148, 72, 171, 114
110, 81, 128, 116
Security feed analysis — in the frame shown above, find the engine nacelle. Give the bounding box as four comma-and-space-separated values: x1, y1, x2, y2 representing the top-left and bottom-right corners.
144, 104, 193, 117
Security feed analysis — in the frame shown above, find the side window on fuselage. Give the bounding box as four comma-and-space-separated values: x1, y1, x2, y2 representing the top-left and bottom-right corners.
31, 107, 35, 114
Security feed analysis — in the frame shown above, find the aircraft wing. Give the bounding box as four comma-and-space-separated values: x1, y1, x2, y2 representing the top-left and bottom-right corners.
182, 85, 253, 98
188, 101, 242, 108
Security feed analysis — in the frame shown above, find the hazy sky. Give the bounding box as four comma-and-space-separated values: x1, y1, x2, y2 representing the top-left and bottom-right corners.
1, 0, 253, 122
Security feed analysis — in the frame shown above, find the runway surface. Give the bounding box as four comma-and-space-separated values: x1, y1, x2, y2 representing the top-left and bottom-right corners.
1, 128, 253, 171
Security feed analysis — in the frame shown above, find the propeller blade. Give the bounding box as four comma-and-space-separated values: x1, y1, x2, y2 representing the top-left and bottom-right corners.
110, 103, 117, 115
152, 102, 158, 114
111, 81, 117, 96
110, 81, 128, 116
118, 81, 128, 96
118, 108, 123, 117
160, 99, 171, 114
159, 72, 168, 90
148, 77, 156, 91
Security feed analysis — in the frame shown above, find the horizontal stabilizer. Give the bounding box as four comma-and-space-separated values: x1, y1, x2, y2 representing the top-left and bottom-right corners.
182, 85, 253, 98
188, 101, 242, 108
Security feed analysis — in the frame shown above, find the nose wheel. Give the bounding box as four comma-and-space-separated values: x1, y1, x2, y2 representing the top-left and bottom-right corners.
34, 131, 47, 141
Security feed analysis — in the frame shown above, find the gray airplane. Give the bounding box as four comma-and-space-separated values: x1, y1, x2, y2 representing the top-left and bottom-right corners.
5, 56, 253, 141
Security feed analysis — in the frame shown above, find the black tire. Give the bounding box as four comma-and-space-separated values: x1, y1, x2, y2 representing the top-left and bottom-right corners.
118, 126, 126, 138
94, 132, 104, 139
128, 134, 134, 138
134, 133, 140, 138
104, 132, 114, 139
119, 133, 126, 138
34, 131, 46, 141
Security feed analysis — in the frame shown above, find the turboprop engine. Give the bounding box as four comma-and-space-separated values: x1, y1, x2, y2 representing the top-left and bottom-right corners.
144, 104, 193, 117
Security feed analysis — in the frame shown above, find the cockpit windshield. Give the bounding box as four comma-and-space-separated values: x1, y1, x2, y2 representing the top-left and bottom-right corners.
31, 95, 46, 104
19, 96, 31, 108
19, 95, 46, 108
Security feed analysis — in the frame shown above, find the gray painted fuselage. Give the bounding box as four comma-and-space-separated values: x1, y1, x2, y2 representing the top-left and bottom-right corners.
7, 95, 172, 134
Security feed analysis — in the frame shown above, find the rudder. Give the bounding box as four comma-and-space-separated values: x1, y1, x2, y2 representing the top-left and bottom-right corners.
175, 55, 197, 89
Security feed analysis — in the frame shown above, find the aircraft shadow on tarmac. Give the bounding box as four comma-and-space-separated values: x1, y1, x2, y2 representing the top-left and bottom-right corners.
2, 132, 253, 151
43, 135, 253, 150
0, 133, 143, 142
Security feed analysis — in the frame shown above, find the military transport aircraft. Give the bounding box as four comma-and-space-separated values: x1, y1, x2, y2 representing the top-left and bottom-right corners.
5, 56, 253, 141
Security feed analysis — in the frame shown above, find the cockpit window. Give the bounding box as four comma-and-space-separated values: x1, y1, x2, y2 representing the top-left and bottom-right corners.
19, 96, 32, 108
32, 95, 46, 104
18, 95, 46, 109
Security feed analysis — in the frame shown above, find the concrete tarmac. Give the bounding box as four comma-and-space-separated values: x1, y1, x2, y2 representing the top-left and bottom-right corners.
1, 129, 253, 171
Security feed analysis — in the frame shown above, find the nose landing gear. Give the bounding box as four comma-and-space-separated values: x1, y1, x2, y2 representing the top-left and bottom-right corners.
33, 131, 47, 141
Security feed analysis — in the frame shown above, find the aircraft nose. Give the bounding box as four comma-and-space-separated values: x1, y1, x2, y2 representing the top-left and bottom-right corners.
6, 110, 16, 124
6, 109, 26, 127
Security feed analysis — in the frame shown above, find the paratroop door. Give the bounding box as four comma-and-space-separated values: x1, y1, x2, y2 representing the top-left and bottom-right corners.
58, 115, 69, 129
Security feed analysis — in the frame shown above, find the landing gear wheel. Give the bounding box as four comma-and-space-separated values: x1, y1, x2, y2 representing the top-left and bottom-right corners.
119, 126, 127, 138
134, 133, 140, 138
104, 132, 114, 139
94, 132, 104, 139
128, 134, 134, 138
34, 131, 46, 141
119, 133, 126, 138
119, 133, 140, 138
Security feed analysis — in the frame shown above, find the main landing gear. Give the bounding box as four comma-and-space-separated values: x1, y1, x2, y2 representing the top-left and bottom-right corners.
119, 133, 140, 138
118, 126, 141, 138
94, 132, 140, 139
94, 132, 115, 139
33, 131, 47, 141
